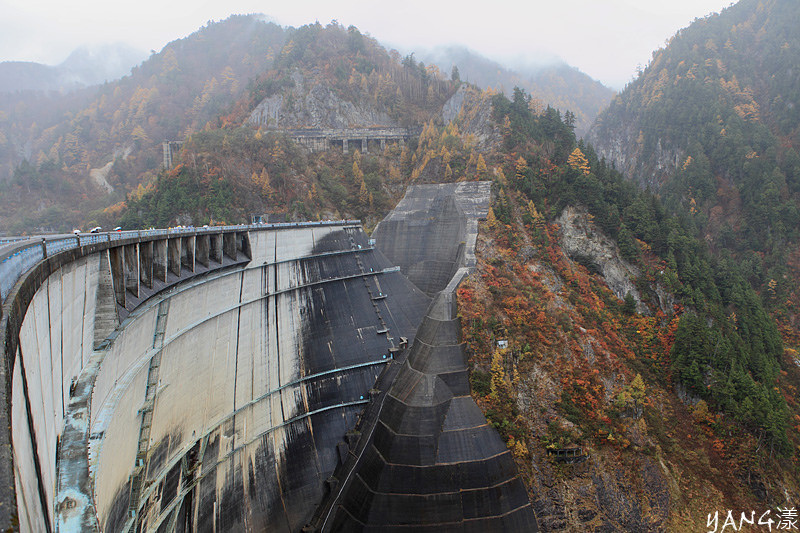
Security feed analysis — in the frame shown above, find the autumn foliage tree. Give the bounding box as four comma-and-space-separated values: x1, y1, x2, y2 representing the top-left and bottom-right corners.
567, 147, 590, 175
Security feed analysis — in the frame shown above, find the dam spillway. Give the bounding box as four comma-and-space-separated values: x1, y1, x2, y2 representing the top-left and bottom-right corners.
1, 183, 537, 532
321, 182, 538, 531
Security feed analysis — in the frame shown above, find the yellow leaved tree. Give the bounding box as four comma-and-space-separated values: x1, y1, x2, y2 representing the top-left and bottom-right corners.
567, 147, 591, 175
476, 154, 487, 177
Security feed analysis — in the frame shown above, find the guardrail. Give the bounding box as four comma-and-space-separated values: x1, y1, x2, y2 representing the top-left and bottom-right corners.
0, 237, 30, 245
0, 220, 361, 304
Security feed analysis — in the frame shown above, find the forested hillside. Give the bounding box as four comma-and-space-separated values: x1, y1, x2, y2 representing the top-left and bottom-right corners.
589, 0, 800, 404
1, 7, 798, 529
117, 21, 468, 229
0, 15, 288, 233
420, 46, 614, 137
462, 88, 798, 529
0, 16, 614, 235
591, 0, 800, 258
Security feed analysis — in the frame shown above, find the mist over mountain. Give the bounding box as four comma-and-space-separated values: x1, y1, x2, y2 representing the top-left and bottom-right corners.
0, 43, 147, 93
0, 9, 798, 529
418, 45, 615, 137
589, 0, 800, 291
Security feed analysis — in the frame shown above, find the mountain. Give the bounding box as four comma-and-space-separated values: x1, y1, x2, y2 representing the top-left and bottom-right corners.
589, 0, 800, 242
588, 0, 800, 360
0, 43, 147, 93
57, 44, 149, 87
0, 19, 614, 234
118, 21, 466, 230
419, 45, 615, 137
107, 21, 799, 520
464, 87, 799, 528
0, 11, 798, 529
0, 62, 60, 93
0, 15, 289, 232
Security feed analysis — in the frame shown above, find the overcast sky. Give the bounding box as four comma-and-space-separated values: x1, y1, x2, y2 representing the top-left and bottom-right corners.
0, 0, 735, 89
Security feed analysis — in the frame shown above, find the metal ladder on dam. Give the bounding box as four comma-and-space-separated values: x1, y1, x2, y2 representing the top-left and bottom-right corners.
128, 299, 170, 528
347, 232, 394, 348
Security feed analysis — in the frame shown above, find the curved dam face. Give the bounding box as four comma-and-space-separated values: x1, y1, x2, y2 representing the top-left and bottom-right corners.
372, 182, 489, 296
4, 181, 537, 532
320, 182, 538, 531
3, 224, 430, 532
88, 227, 431, 532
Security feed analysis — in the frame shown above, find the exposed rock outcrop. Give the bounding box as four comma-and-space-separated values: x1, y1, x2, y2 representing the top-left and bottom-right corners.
556, 206, 649, 314
587, 117, 684, 190
528, 451, 670, 532
441, 85, 501, 149
556, 206, 675, 316
89, 146, 131, 194
248, 70, 397, 129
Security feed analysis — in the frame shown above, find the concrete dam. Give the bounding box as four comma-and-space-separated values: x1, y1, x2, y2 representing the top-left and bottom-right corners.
0, 182, 538, 532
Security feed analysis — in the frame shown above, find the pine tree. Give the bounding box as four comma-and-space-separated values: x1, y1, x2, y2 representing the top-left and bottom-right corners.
623, 293, 637, 314
352, 158, 364, 185
257, 168, 273, 198
527, 200, 544, 227
515, 156, 527, 180
630, 373, 646, 418
567, 147, 591, 175
359, 179, 369, 206
489, 351, 507, 401
486, 207, 498, 228
476, 154, 487, 177
617, 223, 637, 262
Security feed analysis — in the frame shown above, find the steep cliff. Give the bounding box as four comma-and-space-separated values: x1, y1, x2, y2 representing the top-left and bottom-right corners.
249, 70, 398, 129
557, 206, 675, 316
441, 85, 502, 150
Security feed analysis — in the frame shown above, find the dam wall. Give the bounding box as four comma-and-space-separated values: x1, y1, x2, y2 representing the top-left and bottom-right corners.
2, 226, 257, 532
4, 181, 539, 532
315, 181, 539, 531
372, 182, 490, 296
12, 254, 99, 532
2, 222, 430, 532
87, 226, 429, 532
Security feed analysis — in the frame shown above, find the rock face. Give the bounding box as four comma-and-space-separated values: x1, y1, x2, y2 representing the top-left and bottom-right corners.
249, 70, 397, 129
587, 116, 684, 190
556, 206, 649, 314
528, 451, 670, 532
441, 85, 501, 149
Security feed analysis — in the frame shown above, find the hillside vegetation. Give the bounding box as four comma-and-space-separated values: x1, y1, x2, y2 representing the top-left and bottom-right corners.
420, 45, 614, 137
465, 88, 798, 529
0, 9, 798, 530
590, 0, 800, 459
590, 0, 800, 333
0, 15, 288, 233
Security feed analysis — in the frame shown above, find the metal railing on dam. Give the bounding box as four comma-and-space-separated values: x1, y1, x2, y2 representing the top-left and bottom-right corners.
0, 221, 359, 305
